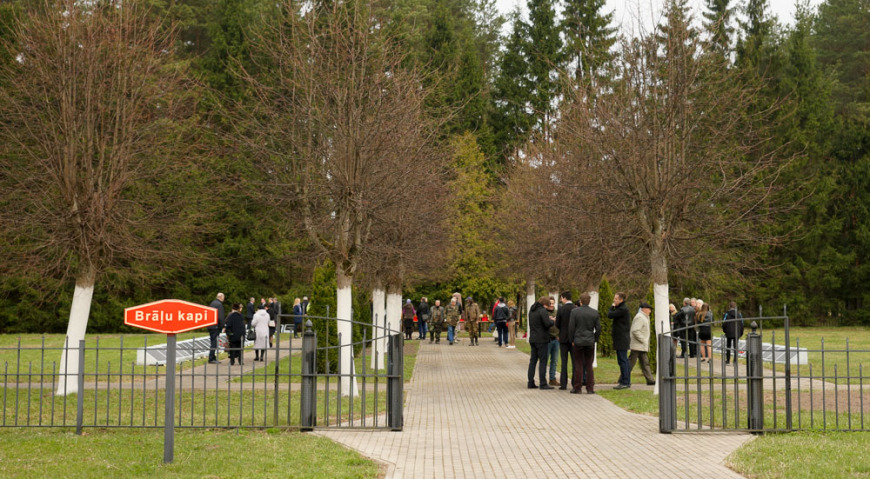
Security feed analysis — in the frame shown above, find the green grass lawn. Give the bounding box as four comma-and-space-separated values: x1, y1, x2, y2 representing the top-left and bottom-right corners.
728, 431, 870, 478
750, 327, 870, 385
0, 333, 232, 382
0, 428, 379, 479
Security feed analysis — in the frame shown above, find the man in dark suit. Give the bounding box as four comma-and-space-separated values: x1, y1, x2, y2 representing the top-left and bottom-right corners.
246, 297, 255, 327
608, 292, 632, 389
208, 293, 226, 364
527, 296, 556, 390
555, 291, 577, 390
567, 293, 601, 394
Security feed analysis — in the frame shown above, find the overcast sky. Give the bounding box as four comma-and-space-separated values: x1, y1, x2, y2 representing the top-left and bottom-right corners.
494, 0, 825, 35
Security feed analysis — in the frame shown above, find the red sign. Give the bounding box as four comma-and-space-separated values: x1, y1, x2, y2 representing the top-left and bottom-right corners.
124, 299, 217, 334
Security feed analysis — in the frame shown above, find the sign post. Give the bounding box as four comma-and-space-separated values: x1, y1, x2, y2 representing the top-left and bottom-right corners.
124, 299, 217, 464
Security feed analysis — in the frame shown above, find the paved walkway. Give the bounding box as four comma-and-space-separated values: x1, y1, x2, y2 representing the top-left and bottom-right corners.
318, 340, 752, 478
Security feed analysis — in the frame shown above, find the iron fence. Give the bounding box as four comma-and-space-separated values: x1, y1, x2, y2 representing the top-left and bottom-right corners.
0, 313, 403, 432
659, 315, 870, 433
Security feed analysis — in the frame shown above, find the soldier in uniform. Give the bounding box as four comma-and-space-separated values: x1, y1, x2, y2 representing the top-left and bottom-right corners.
429, 299, 445, 344
464, 297, 481, 346
445, 297, 462, 345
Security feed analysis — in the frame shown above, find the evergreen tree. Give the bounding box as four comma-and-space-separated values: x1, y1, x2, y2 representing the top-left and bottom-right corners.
490, 9, 533, 160
736, 0, 778, 71
200, 0, 251, 100
598, 276, 614, 357
524, 0, 562, 139
561, 0, 617, 85
703, 0, 735, 55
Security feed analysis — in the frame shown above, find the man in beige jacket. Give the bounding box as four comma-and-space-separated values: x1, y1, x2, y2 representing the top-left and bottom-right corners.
629, 302, 656, 386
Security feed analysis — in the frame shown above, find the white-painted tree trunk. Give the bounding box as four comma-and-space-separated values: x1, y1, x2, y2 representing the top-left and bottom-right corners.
589, 289, 599, 368
385, 287, 402, 338
653, 282, 670, 395
336, 268, 359, 398
370, 286, 386, 370
525, 279, 535, 336
56, 272, 96, 396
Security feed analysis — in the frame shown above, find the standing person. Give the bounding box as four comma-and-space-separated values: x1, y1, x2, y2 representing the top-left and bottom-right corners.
417, 298, 430, 340
224, 303, 247, 366
687, 298, 699, 358
555, 292, 577, 390
267, 297, 278, 348
251, 305, 270, 362
608, 292, 632, 390
246, 298, 256, 328
452, 292, 464, 340
567, 293, 600, 394
429, 299, 445, 344
292, 298, 303, 338
673, 298, 693, 358
629, 302, 656, 386
527, 296, 555, 390
301, 296, 310, 316
698, 303, 713, 363
668, 303, 678, 350
465, 297, 482, 346
208, 293, 226, 364
722, 301, 744, 364
402, 299, 416, 340
506, 300, 518, 349
445, 297, 461, 345
546, 298, 560, 386
492, 297, 510, 347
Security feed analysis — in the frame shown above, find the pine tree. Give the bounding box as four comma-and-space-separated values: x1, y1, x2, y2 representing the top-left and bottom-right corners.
490, 9, 533, 160
200, 0, 251, 100
524, 0, 562, 139
703, 0, 735, 56
561, 0, 617, 85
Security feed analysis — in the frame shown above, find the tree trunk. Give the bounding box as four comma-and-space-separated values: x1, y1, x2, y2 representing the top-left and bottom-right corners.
386, 284, 402, 335
56, 263, 96, 396
589, 287, 599, 368
370, 283, 386, 370
336, 266, 358, 397
650, 240, 670, 395
525, 278, 536, 333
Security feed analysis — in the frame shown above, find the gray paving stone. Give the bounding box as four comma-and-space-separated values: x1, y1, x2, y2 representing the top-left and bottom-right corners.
318, 340, 752, 478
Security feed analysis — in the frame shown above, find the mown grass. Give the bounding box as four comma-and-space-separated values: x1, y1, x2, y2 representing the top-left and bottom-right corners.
752, 327, 870, 385
727, 431, 870, 479
0, 333, 234, 383
0, 428, 380, 479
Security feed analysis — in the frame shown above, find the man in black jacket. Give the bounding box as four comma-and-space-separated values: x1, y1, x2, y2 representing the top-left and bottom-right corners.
555, 291, 577, 390
208, 293, 226, 364
567, 293, 600, 394
224, 303, 247, 366
608, 292, 631, 389
527, 296, 556, 390
417, 298, 430, 340
722, 301, 744, 364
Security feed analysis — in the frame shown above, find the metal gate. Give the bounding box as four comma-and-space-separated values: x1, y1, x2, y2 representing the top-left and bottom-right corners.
0, 312, 403, 432
659, 314, 869, 433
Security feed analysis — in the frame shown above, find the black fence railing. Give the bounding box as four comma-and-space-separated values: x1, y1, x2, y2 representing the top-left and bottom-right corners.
659, 315, 869, 434
0, 314, 403, 432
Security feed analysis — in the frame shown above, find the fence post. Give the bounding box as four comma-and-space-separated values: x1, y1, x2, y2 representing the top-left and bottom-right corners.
658, 333, 676, 433
747, 322, 764, 433
387, 333, 403, 431
75, 339, 85, 436
300, 320, 317, 431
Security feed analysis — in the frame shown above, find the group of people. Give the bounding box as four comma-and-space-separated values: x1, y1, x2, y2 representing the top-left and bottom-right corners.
670, 298, 744, 364
402, 294, 519, 347
206, 293, 311, 366
527, 291, 658, 394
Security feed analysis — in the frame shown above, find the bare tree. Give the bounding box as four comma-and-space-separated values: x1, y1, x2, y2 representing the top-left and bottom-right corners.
556, 3, 793, 392
239, 0, 442, 395
0, 0, 196, 395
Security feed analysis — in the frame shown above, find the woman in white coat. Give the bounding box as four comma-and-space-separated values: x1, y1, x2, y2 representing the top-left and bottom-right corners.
251, 306, 271, 361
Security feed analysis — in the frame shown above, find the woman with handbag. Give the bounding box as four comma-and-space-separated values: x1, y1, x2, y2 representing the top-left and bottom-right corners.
251, 305, 271, 362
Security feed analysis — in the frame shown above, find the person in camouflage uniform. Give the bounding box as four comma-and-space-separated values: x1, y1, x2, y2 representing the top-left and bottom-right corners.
445, 297, 462, 345
464, 297, 481, 346
428, 299, 445, 344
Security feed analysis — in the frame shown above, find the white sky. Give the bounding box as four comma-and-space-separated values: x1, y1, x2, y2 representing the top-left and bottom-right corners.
495, 0, 825, 35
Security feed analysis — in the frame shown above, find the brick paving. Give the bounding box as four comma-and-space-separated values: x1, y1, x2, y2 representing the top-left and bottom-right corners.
318, 340, 752, 478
